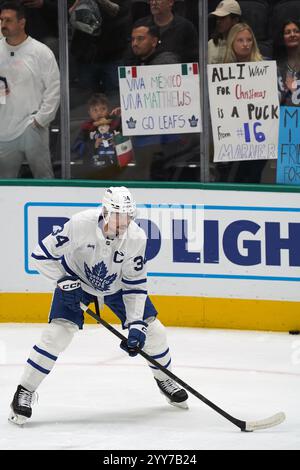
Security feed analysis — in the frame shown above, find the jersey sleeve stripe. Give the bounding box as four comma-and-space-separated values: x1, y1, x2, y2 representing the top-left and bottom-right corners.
39, 240, 61, 260
61, 256, 78, 277
61, 256, 86, 286
31, 253, 50, 261
121, 278, 147, 285
122, 289, 148, 295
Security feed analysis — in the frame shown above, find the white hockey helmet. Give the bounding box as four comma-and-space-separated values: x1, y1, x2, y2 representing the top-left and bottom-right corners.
102, 186, 136, 223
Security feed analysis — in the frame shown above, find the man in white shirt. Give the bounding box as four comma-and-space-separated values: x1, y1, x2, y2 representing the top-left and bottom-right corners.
0, 1, 60, 178
8, 186, 188, 425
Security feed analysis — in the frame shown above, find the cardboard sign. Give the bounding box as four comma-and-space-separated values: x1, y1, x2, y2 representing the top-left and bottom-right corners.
208, 61, 279, 162
118, 63, 202, 135
277, 106, 300, 185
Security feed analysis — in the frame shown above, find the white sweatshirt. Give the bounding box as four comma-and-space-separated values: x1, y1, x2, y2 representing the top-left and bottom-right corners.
0, 36, 60, 141
208, 38, 227, 64
32, 209, 148, 325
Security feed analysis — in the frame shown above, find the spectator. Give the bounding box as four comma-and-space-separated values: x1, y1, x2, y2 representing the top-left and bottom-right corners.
274, 19, 300, 107
208, 0, 241, 64
124, 18, 179, 65
141, 0, 198, 63
223, 22, 263, 63
72, 93, 121, 171
0, 1, 60, 178
0, 0, 59, 58
221, 22, 265, 183
131, 0, 186, 22
69, 0, 132, 95
120, 19, 181, 181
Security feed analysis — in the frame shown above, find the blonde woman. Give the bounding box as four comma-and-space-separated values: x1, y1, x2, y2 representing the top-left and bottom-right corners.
223, 22, 263, 63
221, 23, 266, 183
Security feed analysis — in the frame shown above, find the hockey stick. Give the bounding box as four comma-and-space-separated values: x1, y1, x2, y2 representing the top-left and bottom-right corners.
81, 302, 285, 432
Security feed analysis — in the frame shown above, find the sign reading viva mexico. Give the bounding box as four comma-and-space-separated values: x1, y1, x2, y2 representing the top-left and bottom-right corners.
118, 63, 202, 136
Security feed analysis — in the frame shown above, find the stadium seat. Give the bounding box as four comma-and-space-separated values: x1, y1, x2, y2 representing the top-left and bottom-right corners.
173, 0, 186, 17
131, 1, 149, 23
238, 0, 270, 41
267, 0, 292, 4
185, 0, 199, 31
208, 0, 221, 14
270, 0, 300, 38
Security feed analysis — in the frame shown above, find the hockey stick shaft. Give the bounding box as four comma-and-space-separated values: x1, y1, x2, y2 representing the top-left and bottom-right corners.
81, 302, 249, 431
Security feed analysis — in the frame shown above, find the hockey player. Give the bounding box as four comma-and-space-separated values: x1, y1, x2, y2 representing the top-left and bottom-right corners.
9, 186, 188, 425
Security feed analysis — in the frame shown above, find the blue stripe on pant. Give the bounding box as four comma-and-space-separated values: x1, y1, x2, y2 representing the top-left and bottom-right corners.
33, 345, 58, 361
27, 358, 51, 375
149, 358, 172, 370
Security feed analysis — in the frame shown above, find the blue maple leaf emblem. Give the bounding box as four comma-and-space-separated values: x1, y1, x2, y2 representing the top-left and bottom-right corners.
84, 261, 117, 292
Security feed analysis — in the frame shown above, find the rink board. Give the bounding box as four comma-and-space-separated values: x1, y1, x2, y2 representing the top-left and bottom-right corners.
0, 180, 300, 332
0, 292, 299, 332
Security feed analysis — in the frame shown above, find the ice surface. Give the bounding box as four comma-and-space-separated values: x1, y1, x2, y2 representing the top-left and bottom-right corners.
0, 324, 299, 450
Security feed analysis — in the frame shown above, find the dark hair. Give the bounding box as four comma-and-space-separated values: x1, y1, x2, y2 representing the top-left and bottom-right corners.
210, 13, 241, 45
273, 18, 300, 62
87, 93, 110, 109
0, 1, 26, 20
132, 18, 160, 39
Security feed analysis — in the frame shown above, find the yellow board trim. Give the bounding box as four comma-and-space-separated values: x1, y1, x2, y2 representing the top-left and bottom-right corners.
0, 293, 299, 332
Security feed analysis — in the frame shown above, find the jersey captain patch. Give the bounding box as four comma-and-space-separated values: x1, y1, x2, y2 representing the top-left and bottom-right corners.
84, 261, 117, 292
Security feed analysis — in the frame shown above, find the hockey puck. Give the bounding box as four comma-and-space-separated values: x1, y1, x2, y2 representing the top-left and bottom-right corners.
289, 330, 300, 335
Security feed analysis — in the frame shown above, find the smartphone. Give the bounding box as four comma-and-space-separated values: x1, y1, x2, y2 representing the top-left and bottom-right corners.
0, 76, 8, 89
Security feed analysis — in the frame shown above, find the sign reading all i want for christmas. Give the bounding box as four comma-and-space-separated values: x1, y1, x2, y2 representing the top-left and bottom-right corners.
118, 63, 202, 135
207, 61, 279, 162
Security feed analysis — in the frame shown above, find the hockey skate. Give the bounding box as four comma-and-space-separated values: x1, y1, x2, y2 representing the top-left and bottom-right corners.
155, 378, 188, 409
8, 385, 36, 425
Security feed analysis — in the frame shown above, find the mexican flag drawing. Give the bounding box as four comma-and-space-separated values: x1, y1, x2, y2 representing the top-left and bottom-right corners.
113, 133, 134, 167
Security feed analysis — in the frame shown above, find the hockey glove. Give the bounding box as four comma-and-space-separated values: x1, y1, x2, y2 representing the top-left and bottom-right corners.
57, 275, 82, 311
120, 321, 148, 357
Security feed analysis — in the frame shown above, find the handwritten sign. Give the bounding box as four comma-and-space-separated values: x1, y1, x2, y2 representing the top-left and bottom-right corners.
277, 106, 300, 185
207, 61, 279, 162
118, 63, 202, 136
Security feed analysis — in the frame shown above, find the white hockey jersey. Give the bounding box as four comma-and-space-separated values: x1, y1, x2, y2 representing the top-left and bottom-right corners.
32, 208, 148, 324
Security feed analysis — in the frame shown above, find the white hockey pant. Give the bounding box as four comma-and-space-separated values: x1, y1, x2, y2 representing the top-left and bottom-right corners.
20, 318, 172, 392
20, 319, 78, 392
143, 318, 172, 381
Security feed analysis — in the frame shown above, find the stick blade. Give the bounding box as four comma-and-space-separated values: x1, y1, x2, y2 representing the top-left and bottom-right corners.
245, 412, 286, 432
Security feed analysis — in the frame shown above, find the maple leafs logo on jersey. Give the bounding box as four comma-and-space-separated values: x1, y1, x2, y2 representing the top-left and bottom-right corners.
84, 261, 117, 292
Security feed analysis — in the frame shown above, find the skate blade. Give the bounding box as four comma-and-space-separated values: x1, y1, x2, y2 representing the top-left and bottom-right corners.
8, 410, 28, 426
165, 396, 189, 409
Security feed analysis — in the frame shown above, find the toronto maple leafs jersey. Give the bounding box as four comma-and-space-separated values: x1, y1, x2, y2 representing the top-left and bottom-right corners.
31, 209, 148, 324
